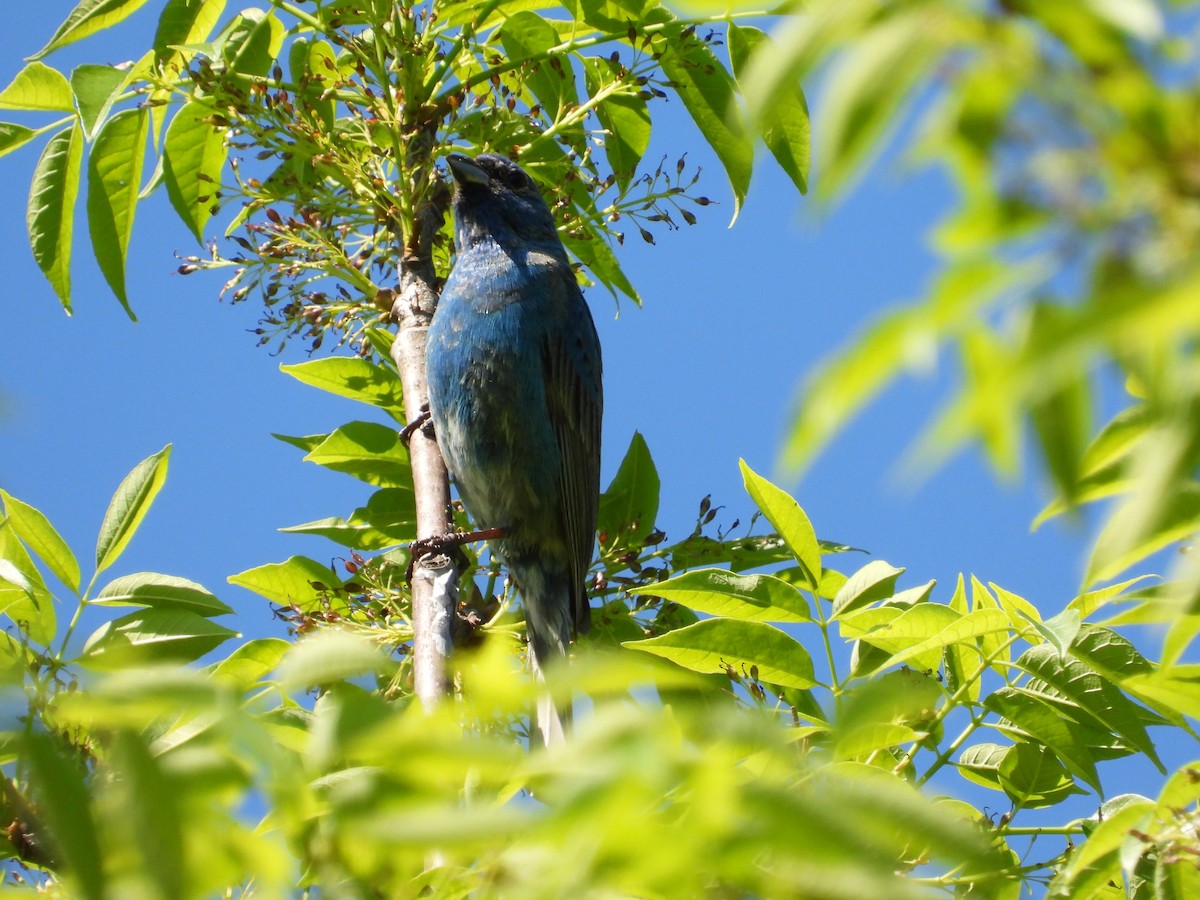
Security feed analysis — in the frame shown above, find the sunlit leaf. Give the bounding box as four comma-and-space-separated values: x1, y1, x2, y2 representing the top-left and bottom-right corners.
0, 489, 80, 593
739, 459, 821, 587
831, 560, 904, 619
598, 431, 659, 547
303, 421, 412, 488
70, 64, 128, 140
88, 107, 148, 316
584, 60, 650, 192
0, 520, 58, 645
984, 686, 1102, 792
219, 8, 285, 78
95, 445, 171, 574
80, 608, 239, 668
162, 100, 227, 242
111, 731, 184, 899
280, 357, 404, 418
812, 11, 942, 202
728, 23, 808, 194
25, 733, 106, 899
27, 123, 83, 311
31, 0, 152, 59
209, 637, 290, 689
647, 7, 752, 222
626, 617, 817, 689
277, 630, 390, 690
94, 572, 232, 616
501, 12, 577, 122
0, 61, 74, 111
1016, 643, 1164, 771
228, 555, 341, 608
637, 568, 812, 623
0, 122, 36, 158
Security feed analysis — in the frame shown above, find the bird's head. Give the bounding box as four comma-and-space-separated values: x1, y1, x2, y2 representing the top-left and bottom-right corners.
445, 153, 563, 253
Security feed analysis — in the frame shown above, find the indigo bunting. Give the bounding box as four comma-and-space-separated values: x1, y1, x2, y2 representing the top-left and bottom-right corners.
426, 153, 603, 744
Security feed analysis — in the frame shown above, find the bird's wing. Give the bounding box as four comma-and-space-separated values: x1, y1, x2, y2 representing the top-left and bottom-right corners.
541, 270, 603, 634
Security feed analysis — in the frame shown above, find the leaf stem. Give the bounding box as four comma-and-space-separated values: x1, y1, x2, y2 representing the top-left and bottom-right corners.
894, 632, 1020, 780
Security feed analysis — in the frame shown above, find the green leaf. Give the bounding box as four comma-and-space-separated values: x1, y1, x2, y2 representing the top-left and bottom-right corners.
88, 107, 147, 317
1066, 575, 1156, 619
1016, 643, 1164, 771
652, 11, 752, 222
304, 421, 412, 488
997, 741, 1082, 807
1157, 852, 1200, 900
1086, 482, 1200, 584
162, 100, 228, 242
584, 59, 650, 191
728, 23, 808, 194
637, 568, 812, 624
561, 221, 640, 305
25, 733, 106, 900
0, 61, 74, 111
739, 459, 821, 587
31, 0, 152, 59
277, 630, 390, 690
228, 555, 340, 608
27, 123, 83, 311
51, 666, 219, 730
110, 731, 184, 900
209, 636, 290, 689
1121, 665, 1200, 721
0, 122, 37, 158
280, 357, 404, 418
502, 12, 577, 122
814, 12, 940, 202
0, 521, 58, 645
598, 431, 659, 546
970, 576, 1012, 673
942, 574, 981, 702
272, 432, 327, 454
0, 489, 80, 593
154, 0, 227, 60
841, 604, 1011, 674
984, 686, 1102, 792
831, 559, 904, 619
625, 618, 817, 689
69, 64, 128, 141
1029, 313, 1092, 506
219, 8, 284, 78
95, 444, 171, 574
94, 572, 232, 616
281, 487, 416, 550
79, 608, 238, 668
1070, 624, 1154, 681
1019, 607, 1081, 660
956, 742, 1007, 791
1054, 796, 1153, 890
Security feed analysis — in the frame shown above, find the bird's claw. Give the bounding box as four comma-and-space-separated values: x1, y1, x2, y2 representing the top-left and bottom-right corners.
405, 526, 508, 585
399, 403, 433, 446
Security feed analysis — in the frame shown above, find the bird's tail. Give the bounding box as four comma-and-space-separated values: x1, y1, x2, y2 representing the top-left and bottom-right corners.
528, 629, 570, 748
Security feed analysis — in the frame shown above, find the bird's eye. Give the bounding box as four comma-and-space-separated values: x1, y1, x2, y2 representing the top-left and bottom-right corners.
504, 169, 528, 191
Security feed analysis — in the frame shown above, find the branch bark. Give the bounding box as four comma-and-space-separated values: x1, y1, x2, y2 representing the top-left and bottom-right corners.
390, 196, 456, 709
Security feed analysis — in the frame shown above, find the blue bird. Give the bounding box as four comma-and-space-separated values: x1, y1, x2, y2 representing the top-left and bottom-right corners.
426, 153, 603, 745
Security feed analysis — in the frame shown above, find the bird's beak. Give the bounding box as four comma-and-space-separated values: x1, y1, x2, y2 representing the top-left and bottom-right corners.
446, 154, 490, 188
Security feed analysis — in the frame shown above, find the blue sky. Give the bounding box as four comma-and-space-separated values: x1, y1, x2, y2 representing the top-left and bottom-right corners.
1, 1, 1190, 829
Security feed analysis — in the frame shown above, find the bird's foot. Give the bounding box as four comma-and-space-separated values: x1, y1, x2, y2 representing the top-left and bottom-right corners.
405, 526, 507, 584
399, 403, 433, 446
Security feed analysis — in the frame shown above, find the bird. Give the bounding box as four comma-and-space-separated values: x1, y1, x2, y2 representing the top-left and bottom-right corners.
425, 152, 603, 746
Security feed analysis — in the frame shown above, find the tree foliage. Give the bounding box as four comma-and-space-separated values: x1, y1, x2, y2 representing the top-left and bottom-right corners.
2, 0, 1200, 898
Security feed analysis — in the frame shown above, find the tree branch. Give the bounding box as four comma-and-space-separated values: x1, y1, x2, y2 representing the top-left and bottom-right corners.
390, 192, 456, 708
